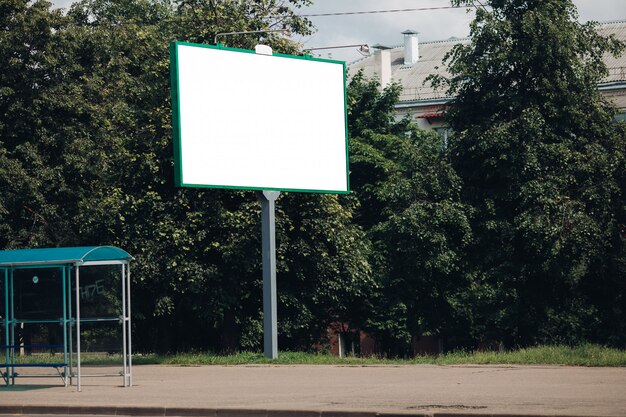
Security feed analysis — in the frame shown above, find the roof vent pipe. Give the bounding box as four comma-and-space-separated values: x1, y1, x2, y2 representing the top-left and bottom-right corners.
373, 44, 392, 91
402, 29, 419, 65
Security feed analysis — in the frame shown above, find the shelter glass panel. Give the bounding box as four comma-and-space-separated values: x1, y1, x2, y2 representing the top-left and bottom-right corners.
76, 321, 122, 355
15, 322, 65, 357
14, 268, 64, 321
72, 265, 122, 319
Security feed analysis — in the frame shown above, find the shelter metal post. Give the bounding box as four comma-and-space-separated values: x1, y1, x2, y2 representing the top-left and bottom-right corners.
126, 262, 133, 386
61, 267, 68, 386
75, 266, 81, 392
256, 190, 280, 359
3, 268, 8, 385
9, 268, 14, 385
121, 263, 127, 387
67, 266, 73, 385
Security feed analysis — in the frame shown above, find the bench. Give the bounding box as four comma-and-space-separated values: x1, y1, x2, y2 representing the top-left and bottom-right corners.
1, 344, 68, 385
1, 363, 68, 385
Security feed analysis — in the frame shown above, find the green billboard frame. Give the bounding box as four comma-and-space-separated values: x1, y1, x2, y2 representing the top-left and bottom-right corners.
169, 41, 350, 194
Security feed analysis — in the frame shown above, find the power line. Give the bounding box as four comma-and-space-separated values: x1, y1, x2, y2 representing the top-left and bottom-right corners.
300, 6, 473, 18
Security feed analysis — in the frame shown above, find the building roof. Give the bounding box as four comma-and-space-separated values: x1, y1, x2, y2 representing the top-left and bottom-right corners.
0, 246, 133, 267
349, 21, 626, 103
598, 21, 626, 84
350, 37, 467, 102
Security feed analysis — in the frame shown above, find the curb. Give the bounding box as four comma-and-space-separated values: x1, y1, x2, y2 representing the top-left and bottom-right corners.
0, 405, 600, 417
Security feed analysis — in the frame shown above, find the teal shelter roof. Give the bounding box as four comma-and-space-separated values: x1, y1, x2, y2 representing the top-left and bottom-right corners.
0, 246, 133, 267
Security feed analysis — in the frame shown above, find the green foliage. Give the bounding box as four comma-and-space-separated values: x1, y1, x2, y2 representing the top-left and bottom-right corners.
276, 193, 375, 349
443, 0, 626, 347
0, 0, 373, 353
347, 75, 471, 355
347, 71, 410, 138
3, 0, 624, 356
66, 344, 626, 367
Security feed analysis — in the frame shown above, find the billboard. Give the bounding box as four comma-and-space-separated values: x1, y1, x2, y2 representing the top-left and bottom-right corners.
170, 42, 349, 194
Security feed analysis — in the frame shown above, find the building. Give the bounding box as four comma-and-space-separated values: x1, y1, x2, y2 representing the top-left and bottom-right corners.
349, 21, 626, 133
598, 21, 626, 121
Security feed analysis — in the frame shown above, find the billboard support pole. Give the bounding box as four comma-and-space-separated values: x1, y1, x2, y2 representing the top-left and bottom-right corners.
254, 44, 279, 360
256, 190, 280, 359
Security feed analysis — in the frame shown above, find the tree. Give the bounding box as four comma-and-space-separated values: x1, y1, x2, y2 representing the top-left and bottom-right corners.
1, 0, 376, 353
441, 0, 626, 346
0, 0, 79, 248
347, 74, 472, 355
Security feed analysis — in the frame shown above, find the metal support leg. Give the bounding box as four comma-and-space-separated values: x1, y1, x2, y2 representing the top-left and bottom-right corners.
121, 264, 127, 387
67, 267, 73, 386
9, 269, 14, 385
256, 190, 280, 359
3, 269, 8, 386
126, 262, 132, 386
62, 267, 68, 387
75, 266, 81, 392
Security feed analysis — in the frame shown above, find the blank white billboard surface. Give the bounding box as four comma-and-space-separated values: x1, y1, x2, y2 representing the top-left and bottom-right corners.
170, 42, 349, 193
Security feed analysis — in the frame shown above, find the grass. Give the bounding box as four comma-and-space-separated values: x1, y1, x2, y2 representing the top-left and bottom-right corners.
6, 344, 626, 367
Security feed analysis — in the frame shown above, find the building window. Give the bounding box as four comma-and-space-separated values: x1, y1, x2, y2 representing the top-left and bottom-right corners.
434, 127, 452, 148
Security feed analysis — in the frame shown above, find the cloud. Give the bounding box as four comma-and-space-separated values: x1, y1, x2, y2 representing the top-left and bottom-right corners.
47, 0, 626, 62
300, 0, 625, 62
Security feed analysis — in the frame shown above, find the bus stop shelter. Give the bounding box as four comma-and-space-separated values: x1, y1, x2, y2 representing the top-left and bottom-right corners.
0, 246, 133, 391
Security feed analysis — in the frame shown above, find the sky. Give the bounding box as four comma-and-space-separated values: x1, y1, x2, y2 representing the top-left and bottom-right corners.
52, 0, 626, 62
298, 0, 626, 61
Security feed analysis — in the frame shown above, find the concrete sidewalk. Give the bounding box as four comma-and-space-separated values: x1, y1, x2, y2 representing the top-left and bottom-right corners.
1, 364, 625, 417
